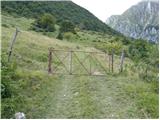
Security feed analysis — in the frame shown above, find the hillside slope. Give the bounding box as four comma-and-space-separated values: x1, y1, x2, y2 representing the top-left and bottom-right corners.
1, 14, 158, 119
1, 1, 120, 35
106, 0, 159, 42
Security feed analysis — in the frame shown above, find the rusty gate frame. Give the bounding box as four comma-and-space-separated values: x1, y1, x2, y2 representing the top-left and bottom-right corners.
48, 47, 117, 76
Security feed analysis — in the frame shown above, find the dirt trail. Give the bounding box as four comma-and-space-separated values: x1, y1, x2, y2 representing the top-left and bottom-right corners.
39, 75, 141, 119
44, 75, 74, 118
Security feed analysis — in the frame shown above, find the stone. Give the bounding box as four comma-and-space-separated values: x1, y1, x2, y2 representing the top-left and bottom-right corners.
15, 112, 26, 119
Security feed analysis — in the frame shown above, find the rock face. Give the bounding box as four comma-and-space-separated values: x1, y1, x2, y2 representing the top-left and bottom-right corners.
106, 0, 159, 43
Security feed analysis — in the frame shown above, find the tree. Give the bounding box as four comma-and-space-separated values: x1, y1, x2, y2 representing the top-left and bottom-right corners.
57, 20, 76, 40
31, 13, 56, 32
59, 20, 76, 33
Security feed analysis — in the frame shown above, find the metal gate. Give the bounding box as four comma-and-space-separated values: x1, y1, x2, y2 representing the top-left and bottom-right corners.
48, 47, 124, 76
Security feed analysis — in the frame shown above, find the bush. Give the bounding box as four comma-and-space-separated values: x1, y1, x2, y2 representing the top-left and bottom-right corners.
56, 32, 63, 40
128, 39, 149, 61
1, 82, 12, 98
1, 100, 16, 118
59, 20, 76, 34
105, 42, 123, 54
1, 59, 17, 98
31, 13, 56, 32
2, 23, 9, 28
1, 55, 26, 118
57, 20, 76, 40
63, 32, 73, 40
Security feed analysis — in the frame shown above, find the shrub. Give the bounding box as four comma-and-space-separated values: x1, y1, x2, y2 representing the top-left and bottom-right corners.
56, 32, 63, 40
1, 59, 17, 98
1, 55, 25, 118
31, 13, 56, 32
57, 20, 76, 40
2, 23, 9, 28
59, 20, 76, 34
128, 39, 149, 61
106, 42, 123, 54
1, 82, 12, 98
1, 100, 16, 118
63, 32, 73, 40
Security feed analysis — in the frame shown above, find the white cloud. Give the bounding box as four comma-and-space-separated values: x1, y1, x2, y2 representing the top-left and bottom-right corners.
72, 0, 142, 22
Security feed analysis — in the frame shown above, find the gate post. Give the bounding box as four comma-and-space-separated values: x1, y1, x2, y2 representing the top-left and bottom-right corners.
108, 53, 111, 72
48, 48, 52, 74
119, 49, 125, 72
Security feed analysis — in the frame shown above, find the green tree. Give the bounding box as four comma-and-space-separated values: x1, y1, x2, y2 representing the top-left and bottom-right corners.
32, 13, 56, 32
57, 20, 76, 40
59, 20, 76, 33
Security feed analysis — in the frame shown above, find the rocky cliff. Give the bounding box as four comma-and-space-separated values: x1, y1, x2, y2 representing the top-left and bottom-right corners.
106, 0, 159, 42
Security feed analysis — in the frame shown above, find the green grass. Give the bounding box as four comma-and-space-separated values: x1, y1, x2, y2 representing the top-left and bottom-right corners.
1, 14, 159, 119
2, 14, 34, 30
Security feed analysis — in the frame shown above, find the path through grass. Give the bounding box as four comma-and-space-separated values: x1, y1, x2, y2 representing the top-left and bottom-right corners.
23, 73, 146, 119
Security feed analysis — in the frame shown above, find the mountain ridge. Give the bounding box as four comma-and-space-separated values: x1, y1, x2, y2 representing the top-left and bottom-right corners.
1, 1, 120, 35
106, 0, 159, 42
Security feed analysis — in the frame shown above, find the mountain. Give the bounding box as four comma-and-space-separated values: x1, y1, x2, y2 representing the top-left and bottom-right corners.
1, 1, 119, 35
106, 0, 159, 42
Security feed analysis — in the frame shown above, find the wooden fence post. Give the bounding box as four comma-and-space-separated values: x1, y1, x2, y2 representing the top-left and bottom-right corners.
48, 48, 52, 74
111, 49, 114, 73
119, 50, 125, 72
108, 53, 111, 72
8, 28, 20, 62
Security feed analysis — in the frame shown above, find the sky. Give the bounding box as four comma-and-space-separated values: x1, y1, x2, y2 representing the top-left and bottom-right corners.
72, 0, 143, 22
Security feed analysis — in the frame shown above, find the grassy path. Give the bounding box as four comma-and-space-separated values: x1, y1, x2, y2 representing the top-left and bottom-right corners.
45, 75, 75, 118
29, 74, 143, 119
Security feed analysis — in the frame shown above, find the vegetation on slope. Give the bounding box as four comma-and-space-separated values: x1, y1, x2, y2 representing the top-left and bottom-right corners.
1, 8, 159, 119
1, 1, 120, 34
31, 13, 56, 32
